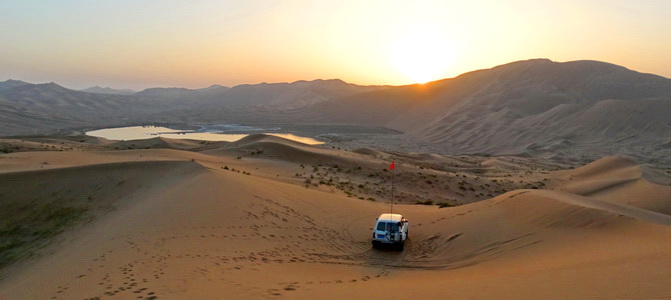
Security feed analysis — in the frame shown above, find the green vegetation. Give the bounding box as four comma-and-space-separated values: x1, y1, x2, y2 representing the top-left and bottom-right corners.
416, 200, 434, 205
0, 201, 88, 268
438, 202, 455, 208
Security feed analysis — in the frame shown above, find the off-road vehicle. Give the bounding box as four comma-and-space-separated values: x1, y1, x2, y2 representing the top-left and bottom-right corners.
371, 213, 408, 250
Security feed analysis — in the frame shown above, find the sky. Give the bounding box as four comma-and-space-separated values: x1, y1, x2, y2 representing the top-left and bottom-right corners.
1, 0, 670, 90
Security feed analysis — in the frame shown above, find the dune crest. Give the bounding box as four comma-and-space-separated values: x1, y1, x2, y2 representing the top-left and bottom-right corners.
1, 135, 671, 298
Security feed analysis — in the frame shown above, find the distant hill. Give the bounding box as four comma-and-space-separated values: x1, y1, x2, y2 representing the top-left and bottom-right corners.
308, 59, 671, 162
0, 79, 385, 136
211, 79, 385, 107
196, 84, 229, 92
3, 59, 670, 163
0, 79, 31, 92
0, 81, 179, 136
80, 86, 137, 95
135, 87, 197, 101
135, 79, 384, 107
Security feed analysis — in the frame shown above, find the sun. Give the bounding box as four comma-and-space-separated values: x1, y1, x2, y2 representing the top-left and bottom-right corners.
389, 27, 456, 84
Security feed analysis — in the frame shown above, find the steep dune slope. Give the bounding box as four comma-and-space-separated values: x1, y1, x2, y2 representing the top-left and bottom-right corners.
553, 156, 671, 215
0, 159, 208, 268
1, 147, 671, 299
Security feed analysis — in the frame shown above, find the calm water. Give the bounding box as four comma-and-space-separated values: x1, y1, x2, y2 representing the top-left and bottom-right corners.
86, 126, 323, 145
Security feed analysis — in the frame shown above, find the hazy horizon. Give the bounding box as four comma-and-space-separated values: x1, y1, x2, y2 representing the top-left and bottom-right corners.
2, 0, 671, 90
4, 58, 671, 93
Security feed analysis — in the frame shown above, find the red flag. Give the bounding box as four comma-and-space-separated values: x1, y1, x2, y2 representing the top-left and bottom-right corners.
390, 162, 395, 170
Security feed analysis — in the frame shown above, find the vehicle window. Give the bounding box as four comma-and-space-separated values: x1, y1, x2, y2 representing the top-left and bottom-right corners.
386, 222, 399, 231
376, 222, 386, 231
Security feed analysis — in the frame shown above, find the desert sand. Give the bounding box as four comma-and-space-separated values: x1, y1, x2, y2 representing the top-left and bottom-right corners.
1, 135, 671, 299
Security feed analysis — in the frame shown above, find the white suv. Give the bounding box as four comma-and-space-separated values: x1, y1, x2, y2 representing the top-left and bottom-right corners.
372, 213, 408, 250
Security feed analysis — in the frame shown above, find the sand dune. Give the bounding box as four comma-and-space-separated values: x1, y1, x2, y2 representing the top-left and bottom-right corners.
552, 156, 671, 215
1, 136, 671, 299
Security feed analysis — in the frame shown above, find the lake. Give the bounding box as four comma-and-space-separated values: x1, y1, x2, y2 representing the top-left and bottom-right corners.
86, 125, 324, 145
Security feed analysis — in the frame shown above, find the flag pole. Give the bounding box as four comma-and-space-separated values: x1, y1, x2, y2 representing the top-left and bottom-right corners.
390, 162, 394, 215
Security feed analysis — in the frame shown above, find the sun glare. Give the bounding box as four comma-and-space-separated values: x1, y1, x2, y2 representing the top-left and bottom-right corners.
390, 27, 456, 84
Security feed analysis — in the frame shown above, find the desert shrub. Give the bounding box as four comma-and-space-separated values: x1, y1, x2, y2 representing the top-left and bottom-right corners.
438, 202, 455, 208
415, 200, 434, 205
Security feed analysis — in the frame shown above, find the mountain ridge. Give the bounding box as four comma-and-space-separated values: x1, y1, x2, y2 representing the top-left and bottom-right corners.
80, 86, 137, 95
2, 59, 670, 164
305, 59, 671, 162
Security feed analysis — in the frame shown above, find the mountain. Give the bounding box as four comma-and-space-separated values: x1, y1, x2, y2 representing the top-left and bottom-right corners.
2, 59, 670, 163
0, 79, 31, 92
307, 59, 671, 162
0, 78, 385, 136
196, 84, 229, 92
211, 79, 384, 107
80, 86, 137, 95
135, 79, 384, 107
0, 81, 183, 136
135, 87, 197, 99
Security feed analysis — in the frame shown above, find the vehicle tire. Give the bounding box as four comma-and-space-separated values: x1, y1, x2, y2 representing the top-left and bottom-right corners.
372, 241, 380, 249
